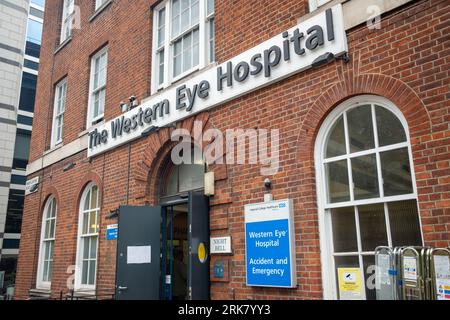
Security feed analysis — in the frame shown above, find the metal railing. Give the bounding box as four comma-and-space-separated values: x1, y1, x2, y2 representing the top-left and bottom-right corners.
25, 289, 115, 300
63, 289, 115, 300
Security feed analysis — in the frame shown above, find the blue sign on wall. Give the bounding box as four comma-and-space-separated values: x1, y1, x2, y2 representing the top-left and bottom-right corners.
106, 224, 118, 240
213, 261, 225, 278
245, 199, 296, 288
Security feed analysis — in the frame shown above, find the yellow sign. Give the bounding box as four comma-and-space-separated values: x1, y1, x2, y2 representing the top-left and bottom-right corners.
198, 243, 207, 263
337, 268, 363, 300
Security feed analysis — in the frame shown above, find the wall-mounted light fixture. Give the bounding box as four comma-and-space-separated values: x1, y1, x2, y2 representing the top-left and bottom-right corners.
107, 208, 119, 219
141, 126, 159, 137
129, 95, 139, 108
29, 183, 39, 193
120, 95, 139, 113
141, 123, 177, 138
63, 162, 76, 172
161, 123, 177, 129
312, 52, 335, 68
312, 52, 350, 69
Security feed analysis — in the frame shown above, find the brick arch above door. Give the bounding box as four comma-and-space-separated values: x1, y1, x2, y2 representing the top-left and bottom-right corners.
130, 111, 225, 203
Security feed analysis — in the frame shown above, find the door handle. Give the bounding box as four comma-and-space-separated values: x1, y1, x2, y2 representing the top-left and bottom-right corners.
118, 286, 128, 291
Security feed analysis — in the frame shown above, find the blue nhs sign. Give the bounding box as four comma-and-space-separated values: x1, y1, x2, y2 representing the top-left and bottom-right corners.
245, 199, 297, 288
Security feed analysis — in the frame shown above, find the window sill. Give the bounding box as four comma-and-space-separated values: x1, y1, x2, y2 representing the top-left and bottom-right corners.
78, 129, 89, 138
171, 64, 203, 84
29, 288, 51, 299
69, 289, 97, 299
54, 36, 72, 55
44, 143, 63, 156
150, 62, 217, 97
89, 0, 113, 23
81, 119, 105, 137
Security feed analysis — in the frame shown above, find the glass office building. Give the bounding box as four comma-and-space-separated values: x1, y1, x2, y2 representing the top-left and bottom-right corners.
0, 0, 44, 294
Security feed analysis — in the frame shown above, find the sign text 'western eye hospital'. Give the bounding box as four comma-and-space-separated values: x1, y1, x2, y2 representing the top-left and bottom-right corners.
88, 5, 347, 158
245, 199, 296, 288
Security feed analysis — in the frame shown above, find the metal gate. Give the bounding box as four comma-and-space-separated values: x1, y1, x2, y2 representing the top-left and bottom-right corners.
375, 245, 450, 300
401, 247, 424, 300
375, 246, 396, 300
424, 248, 450, 300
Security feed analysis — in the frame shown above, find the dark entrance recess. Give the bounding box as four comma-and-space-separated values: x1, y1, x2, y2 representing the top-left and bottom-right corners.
115, 191, 209, 300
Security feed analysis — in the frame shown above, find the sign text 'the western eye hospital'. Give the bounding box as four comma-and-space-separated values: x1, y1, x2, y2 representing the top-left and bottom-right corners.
88, 5, 347, 158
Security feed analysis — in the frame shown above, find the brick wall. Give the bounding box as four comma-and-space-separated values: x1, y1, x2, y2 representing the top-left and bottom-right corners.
28, 0, 157, 162
15, 0, 450, 300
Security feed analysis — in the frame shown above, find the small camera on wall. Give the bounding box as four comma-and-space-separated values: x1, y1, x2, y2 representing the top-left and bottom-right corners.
129, 95, 139, 107
120, 96, 139, 113
264, 178, 272, 189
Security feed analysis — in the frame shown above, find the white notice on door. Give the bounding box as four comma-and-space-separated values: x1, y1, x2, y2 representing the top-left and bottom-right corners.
127, 246, 151, 264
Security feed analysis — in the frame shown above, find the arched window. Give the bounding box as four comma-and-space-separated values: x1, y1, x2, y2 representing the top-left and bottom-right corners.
315, 95, 423, 300
161, 145, 205, 198
37, 196, 57, 289
75, 183, 100, 290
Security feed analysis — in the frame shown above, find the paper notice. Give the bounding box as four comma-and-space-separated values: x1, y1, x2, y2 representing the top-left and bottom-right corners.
434, 255, 450, 300
403, 256, 417, 281
127, 246, 151, 264
377, 254, 391, 286
433, 255, 450, 278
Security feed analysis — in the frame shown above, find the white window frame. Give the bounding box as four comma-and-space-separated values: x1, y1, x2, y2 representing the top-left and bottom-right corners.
36, 196, 57, 290
51, 78, 67, 148
87, 47, 108, 128
151, 0, 215, 94
95, 0, 108, 11
314, 95, 423, 300
30, 1, 45, 12
74, 182, 100, 291
206, 0, 215, 64
60, 0, 75, 44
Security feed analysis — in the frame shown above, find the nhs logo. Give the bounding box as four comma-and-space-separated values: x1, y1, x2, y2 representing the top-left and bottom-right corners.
279, 203, 286, 208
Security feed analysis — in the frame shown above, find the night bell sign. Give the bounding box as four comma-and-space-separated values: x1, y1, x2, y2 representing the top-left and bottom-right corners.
245, 199, 296, 288
210, 236, 232, 254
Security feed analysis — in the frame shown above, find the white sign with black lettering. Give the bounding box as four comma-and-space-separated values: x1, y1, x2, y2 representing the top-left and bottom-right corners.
25, 176, 39, 195
210, 236, 232, 254
87, 4, 347, 158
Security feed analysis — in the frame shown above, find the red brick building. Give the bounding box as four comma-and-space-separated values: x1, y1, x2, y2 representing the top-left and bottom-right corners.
15, 0, 450, 300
